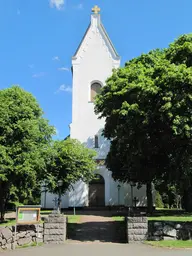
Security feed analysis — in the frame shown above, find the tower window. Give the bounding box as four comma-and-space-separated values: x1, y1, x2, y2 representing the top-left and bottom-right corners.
91, 82, 102, 102
95, 135, 99, 148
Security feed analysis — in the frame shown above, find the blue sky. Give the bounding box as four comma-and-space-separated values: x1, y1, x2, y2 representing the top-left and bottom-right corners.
0, 0, 191, 140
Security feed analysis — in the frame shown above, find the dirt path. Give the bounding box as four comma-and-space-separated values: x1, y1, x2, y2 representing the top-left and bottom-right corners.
67, 215, 126, 244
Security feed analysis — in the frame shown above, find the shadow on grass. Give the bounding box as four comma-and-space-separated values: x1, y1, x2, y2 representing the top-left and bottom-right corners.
0, 218, 16, 227
67, 220, 127, 243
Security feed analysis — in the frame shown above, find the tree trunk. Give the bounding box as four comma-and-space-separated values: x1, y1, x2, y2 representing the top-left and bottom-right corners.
146, 182, 153, 214
0, 190, 5, 222
0, 201, 5, 222
183, 187, 192, 212
0, 181, 9, 222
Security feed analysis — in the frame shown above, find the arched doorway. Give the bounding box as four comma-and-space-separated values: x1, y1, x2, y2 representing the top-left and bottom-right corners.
89, 174, 105, 207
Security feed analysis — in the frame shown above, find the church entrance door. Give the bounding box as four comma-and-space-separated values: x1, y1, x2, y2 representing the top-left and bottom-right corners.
89, 174, 105, 207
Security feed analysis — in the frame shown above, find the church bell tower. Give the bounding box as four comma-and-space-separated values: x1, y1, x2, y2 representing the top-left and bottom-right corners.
70, 6, 120, 155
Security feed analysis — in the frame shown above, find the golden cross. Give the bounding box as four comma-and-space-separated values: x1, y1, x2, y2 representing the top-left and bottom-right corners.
92, 5, 100, 14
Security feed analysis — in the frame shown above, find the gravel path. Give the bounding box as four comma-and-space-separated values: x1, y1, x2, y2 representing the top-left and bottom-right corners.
67, 215, 126, 243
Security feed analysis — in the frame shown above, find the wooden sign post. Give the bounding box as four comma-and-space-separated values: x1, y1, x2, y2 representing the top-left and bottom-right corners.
14, 205, 41, 249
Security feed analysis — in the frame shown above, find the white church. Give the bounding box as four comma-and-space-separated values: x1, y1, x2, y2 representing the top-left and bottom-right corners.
42, 6, 147, 209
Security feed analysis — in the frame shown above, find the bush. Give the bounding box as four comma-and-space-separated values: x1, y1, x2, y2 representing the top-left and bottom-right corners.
155, 191, 164, 208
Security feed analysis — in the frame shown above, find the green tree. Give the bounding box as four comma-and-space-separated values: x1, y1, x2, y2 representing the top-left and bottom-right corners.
155, 191, 164, 209
0, 86, 55, 220
95, 34, 192, 213
46, 139, 97, 195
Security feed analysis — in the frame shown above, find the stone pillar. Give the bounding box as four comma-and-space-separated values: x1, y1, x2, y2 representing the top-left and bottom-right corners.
43, 213, 67, 244
126, 216, 148, 243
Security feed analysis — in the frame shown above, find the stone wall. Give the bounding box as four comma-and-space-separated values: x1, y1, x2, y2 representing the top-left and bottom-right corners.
44, 213, 67, 244
148, 221, 192, 241
0, 224, 43, 250
126, 216, 148, 243
0, 213, 67, 250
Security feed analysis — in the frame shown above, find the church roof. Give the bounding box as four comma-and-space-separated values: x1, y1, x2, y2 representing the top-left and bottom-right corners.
73, 23, 91, 58
72, 13, 120, 60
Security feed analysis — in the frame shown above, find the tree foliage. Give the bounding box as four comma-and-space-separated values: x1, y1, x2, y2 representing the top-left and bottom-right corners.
155, 191, 164, 209
0, 86, 55, 220
46, 138, 97, 195
95, 34, 192, 212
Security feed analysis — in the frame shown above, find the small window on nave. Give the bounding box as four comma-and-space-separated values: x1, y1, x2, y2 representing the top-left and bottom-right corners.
94, 135, 99, 148
90, 82, 102, 102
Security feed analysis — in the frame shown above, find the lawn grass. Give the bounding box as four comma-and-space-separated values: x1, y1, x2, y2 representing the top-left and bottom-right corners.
112, 214, 192, 222
16, 242, 43, 249
67, 215, 81, 223
148, 215, 192, 222
112, 216, 125, 221
0, 213, 80, 227
145, 240, 192, 248
40, 210, 52, 215
0, 219, 16, 227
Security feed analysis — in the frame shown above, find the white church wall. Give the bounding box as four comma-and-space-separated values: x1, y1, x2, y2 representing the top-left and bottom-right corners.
41, 191, 69, 209
68, 180, 89, 207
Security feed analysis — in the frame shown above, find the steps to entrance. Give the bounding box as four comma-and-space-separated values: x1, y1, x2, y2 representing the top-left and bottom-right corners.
67, 215, 126, 244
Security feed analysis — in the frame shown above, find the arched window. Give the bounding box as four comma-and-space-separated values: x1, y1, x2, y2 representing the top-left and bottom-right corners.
95, 135, 99, 148
90, 82, 102, 102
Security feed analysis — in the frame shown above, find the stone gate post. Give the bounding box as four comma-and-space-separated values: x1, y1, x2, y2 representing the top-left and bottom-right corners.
43, 213, 67, 244
126, 216, 148, 243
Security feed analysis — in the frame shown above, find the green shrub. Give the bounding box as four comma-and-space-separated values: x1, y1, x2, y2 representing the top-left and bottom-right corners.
155, 191, 164, 208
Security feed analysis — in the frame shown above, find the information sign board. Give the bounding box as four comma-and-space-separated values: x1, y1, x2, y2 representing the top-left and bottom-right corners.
16, 205, 41, 224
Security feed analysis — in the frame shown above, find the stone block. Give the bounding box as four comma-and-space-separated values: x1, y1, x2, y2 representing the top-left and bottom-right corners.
36, 237, 43, 243
5, 243, 12, 250
27, 230, 36, 237
1, 227, 12, 240
48, 218, 65, 223
128, 223, 147, 229
1, 239, 6, 245
17, 237, 32, 246
128, 229, 147, 235
44, 240, 63, 244
44, 223, 63, 229
49, 229, 64, 235
148, 236, 162, 241
44, 214, 66, 224
127, 217, 147, 223
36, 233, 43, 239
17, 231, 27, 238
44, 229, 50, 235
153, 230, 163, 236
43, 234, 64, 242
153, 222, 163, 228
25, 233, 31, 238
163, 236, 176, 240
7, 238, 13, 244
128, 235, 146, 242
8, 226, 14, 232
175, 224, 182, 229
177, 229, 190, 240
163, 225, 176, 237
